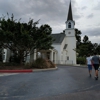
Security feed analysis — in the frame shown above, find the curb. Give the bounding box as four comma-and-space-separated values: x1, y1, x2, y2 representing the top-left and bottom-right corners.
57, 64, 87, 68
0, 67, 58, 73
33, 67, 58, 72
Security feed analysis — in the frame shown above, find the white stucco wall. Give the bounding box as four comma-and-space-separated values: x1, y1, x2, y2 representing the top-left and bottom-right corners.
60, 38, 66, 64
52, 44, 61, 64
65, 29, 76, 64
52, 38, 69, 64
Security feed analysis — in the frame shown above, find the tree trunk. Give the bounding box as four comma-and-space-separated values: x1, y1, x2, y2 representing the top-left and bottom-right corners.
19, 51, 24, 65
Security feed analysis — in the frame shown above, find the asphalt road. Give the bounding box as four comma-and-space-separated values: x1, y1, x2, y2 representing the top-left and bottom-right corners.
0, 65, 100, 100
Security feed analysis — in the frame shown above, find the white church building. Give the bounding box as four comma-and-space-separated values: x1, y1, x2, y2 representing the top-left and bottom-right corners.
2, 1, 76, 65
29, 1, 76, 65
49, 1, 76, 65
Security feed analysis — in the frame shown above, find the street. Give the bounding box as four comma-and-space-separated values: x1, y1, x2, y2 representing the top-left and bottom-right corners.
0, 65, 100, 100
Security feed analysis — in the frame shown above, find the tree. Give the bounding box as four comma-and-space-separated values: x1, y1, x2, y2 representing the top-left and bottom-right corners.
83, 35, 89, 43
34, 24, 54, 50
0, 14, 54, 64
77, 41, 94, 57
92, 43, 100, 55
0, 15, 34, 64
75, 28, 82, 56
75, 28, 82, 47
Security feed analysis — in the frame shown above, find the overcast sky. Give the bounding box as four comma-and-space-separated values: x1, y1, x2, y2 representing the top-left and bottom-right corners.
0, 0, 100, 43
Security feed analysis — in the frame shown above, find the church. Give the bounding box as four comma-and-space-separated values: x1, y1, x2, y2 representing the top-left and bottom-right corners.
30, 1, 76, 65
50, 1, 76, 65
2, 1, 76, 65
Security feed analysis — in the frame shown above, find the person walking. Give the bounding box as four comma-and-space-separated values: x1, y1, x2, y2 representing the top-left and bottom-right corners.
86, 54, 92, 77
91, 52, 100, 80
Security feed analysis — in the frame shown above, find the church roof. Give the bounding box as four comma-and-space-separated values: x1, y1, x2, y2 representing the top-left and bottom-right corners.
67, 0, 73, 21
52, 33, 65, 44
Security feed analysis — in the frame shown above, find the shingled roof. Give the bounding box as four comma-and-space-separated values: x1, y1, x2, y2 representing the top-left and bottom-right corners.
52, 33, 65, 44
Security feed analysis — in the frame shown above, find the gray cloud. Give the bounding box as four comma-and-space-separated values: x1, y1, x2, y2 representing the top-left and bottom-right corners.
81, 6, 87, 10
74, 14, 81, 20
81, 27, 100, 43
93, 1, 100, 11
87, 13, 94, 18
82, 27, 100, 37
0, 0, 80, 23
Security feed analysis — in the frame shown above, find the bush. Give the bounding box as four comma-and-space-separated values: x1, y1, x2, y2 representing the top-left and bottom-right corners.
31, 58, 56, 69
0, 62, 21, 70
0, 62, 20, 66
0, 54, 2, 62
24, 62, 33, 69
77, 57, 86, 65
9, 55, 20, 63
0, 58, 56, 69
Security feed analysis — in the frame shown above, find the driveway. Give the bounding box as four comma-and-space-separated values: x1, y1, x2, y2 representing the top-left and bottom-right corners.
0, 65, 100, 100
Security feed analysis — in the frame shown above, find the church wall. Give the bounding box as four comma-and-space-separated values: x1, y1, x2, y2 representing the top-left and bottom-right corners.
60, 38, 67, 64
66, 37, 76, 64
65, 29, 76, 64
52, 44, 61, 64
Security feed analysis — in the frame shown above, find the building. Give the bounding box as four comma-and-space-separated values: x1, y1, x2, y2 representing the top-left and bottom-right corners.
50, 1, 76, 65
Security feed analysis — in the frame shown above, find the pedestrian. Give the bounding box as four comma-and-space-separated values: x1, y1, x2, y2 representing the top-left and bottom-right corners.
91, 52, 100, 80
86, 54, 92, 77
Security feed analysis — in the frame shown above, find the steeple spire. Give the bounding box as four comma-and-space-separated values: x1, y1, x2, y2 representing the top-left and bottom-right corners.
67, 0, 73, 21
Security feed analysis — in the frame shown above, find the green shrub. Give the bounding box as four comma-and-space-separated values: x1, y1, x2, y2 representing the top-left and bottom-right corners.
0, 62, 20, 69
31, 58, 55, 69
0, 54, 2, 62
24, 62, 33, 69
77, 57, 86, 65
9, 55, 20, 63
0, 62, 20, 67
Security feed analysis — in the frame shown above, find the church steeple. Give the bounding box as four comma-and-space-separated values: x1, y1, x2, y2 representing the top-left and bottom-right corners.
65, 0, 75, 29
67, 0, 73, 21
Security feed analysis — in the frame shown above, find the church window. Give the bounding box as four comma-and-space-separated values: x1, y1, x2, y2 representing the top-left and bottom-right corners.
68, 32, 71, 34
68, 22, 71, 28
67, 56, 69, 60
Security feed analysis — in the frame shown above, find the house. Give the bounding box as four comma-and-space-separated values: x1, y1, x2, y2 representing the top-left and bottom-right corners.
2, 1, 76, 65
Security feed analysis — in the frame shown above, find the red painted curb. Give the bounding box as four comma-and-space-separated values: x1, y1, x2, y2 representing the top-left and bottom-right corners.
0, 69, 33, 73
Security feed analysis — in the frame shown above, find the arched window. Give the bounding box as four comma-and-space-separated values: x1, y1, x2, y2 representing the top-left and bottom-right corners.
68, 22, 71, 28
